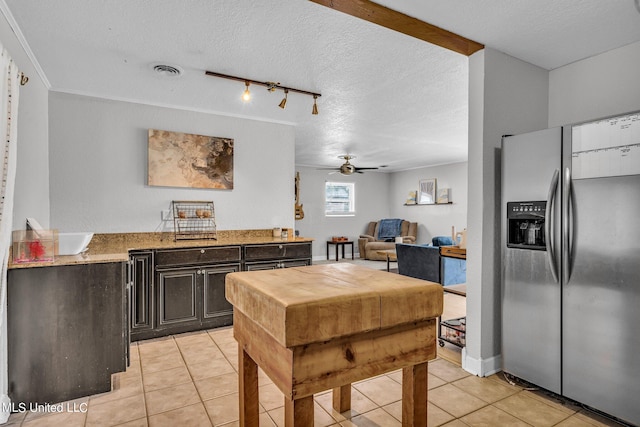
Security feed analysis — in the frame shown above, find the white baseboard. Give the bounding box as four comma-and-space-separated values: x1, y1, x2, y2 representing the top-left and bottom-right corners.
0, 394, 11, 423
462, 348, 502, 377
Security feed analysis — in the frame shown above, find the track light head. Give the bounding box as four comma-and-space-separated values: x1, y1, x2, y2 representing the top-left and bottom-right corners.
242, 81, 251, 102
279, 89, 288, 109
312, 95, 318, 115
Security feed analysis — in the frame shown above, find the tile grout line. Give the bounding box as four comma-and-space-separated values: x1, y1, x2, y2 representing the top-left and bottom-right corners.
25, 327, 606, 427
208, 331, 280, 426
140, 336, 185, 424
137, 341, 150, 427
183, 331, 219, 426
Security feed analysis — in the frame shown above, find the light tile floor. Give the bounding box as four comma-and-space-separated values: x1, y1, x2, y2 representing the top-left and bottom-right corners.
5, 325, 627, 427
4, 261, 628, 426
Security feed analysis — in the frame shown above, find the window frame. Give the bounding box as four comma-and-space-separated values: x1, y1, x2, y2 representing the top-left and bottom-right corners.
325, 181, 355, 217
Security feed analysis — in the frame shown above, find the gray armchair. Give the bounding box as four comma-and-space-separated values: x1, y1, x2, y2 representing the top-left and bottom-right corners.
396, 241, 467, 286
396, 244, 441, 283
358, 220, 417, 260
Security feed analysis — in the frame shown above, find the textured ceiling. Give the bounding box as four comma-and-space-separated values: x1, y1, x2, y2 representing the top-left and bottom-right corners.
3, 0, 640, 172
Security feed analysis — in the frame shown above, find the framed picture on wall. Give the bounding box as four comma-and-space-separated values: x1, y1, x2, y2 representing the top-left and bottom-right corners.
148, 129, 234, 189
418, 178, 437, 204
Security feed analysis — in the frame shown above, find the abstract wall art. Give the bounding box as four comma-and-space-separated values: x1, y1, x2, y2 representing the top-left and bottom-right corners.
148, 129, 234, 189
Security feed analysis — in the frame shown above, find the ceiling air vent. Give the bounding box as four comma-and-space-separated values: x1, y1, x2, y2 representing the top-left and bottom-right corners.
152, 64, 183, 78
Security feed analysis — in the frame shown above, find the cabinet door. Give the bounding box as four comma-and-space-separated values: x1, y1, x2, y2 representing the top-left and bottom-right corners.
157, 268, 199, 326
202, 264, 238, 326
130, 252, 154, 332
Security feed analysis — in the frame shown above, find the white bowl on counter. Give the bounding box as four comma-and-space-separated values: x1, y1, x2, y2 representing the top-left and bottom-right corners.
58, 232, 94, 255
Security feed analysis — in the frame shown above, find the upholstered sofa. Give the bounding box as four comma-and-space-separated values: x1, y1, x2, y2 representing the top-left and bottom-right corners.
358, 220, 417, 260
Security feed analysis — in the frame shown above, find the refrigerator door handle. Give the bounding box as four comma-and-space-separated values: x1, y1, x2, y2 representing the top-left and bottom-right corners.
545, 169, 560, 283
563, 167, 573, 284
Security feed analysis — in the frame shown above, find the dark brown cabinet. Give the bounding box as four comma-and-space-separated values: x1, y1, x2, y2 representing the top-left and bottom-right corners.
244, 242, 311, 262
244, 242, 312, 270
155, 263, 237, 333
130, 251, 154, 338
129, 242, 311, 340
155, 245, 241, 266
130, 246, 241, 340
8, 262, 127, 405
245, 259, 311, 271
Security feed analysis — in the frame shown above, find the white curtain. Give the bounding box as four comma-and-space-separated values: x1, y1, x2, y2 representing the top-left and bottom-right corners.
0, 44, 20, 420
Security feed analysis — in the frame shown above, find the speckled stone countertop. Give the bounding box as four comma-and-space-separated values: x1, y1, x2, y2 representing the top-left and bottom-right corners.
9, 229, 312, 269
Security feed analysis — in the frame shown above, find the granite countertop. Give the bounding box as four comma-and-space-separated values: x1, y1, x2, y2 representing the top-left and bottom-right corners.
8, 229, 313, 269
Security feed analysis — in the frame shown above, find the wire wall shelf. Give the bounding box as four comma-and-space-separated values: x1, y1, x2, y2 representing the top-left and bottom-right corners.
172, 200, 217, 241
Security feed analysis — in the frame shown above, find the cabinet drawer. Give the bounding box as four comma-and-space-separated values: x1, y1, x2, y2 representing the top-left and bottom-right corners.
244, 243, 311, 261
156, 246, 241, 267
245, 258, 311, 271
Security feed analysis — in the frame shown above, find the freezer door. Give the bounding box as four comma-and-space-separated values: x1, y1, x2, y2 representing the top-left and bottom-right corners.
501, 128, 562, 394
562, 173, 640, 425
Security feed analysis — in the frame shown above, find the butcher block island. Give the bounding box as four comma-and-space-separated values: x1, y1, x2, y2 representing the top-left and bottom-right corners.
225, 263, 443, 427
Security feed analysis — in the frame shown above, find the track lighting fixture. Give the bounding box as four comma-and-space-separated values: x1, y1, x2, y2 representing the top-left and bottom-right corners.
242, 81, 251, 102
205, 70, 321, 115
279, 89, 288, 109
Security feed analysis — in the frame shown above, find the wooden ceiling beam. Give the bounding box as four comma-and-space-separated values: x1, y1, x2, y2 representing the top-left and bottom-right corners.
309, 0, 484, 56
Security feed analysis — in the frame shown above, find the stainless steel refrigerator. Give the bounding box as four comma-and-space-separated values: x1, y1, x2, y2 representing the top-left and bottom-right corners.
501, 111, 640, 425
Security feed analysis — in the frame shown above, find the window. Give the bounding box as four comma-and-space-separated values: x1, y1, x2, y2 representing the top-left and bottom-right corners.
325, 182, 355, 216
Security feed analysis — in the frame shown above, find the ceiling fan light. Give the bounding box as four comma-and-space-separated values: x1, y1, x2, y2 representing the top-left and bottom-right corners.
279, 89, 288, 109
242, 81, 251, 102
312, 95, 318, 115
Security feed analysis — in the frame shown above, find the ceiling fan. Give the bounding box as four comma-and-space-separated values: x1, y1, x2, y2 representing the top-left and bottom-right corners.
318, 155, 379, 175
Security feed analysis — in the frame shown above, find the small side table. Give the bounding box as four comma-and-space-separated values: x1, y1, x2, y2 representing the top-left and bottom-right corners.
377, 249, 397, 272
326, 240, 354, 261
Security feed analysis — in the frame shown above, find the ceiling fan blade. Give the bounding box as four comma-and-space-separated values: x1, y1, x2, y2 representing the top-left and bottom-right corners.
317, 167, 340, 170
354, 167, 379, 171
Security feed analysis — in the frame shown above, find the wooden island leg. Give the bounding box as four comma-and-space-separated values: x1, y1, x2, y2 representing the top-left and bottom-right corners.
238, 345, 259, 427
332, 384, 351, 413
402, 362, 428, 427
284, 395, 314, 426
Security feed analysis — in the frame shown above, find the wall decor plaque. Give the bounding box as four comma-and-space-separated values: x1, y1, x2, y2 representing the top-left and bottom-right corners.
148, 129, 234, 189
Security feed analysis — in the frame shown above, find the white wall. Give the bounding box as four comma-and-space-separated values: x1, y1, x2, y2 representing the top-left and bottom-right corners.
0, 13, 50, 229
295, 166, 390, 260
465, 41, 640, 379
549, 40, 640, 127
389, 162, 467, 244
1, 8, 50, 422
465, 48, 549, 376
48, 92, 295, 233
